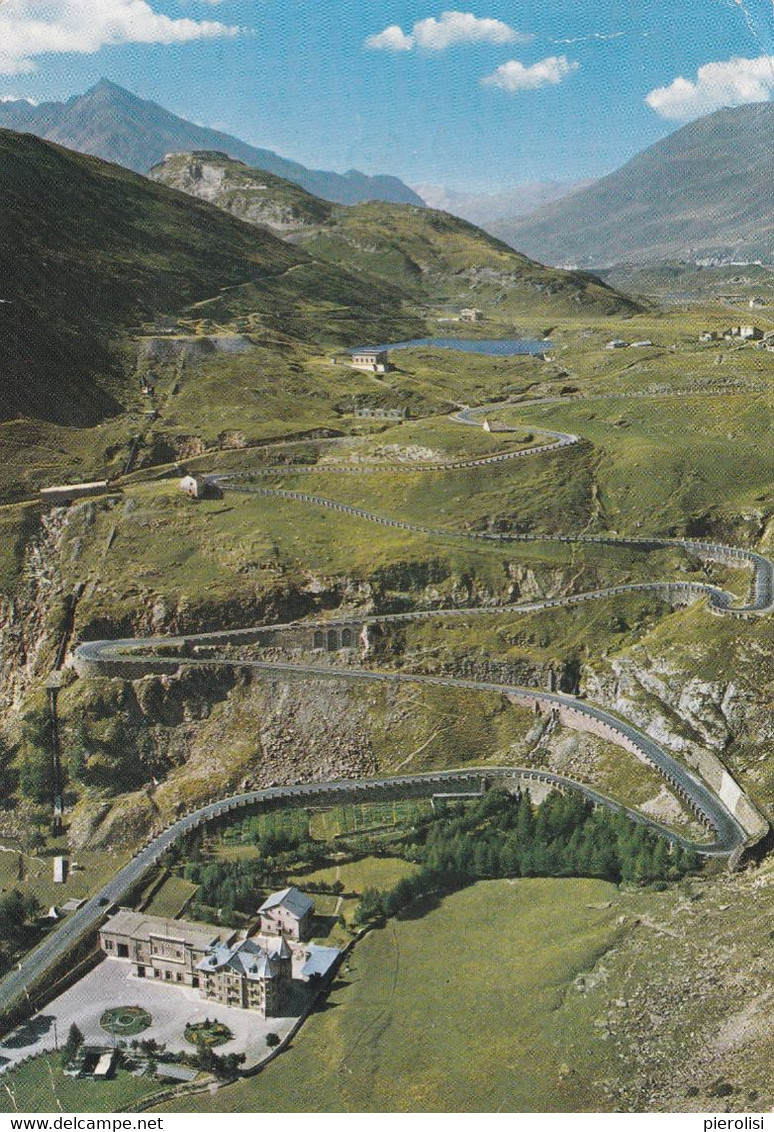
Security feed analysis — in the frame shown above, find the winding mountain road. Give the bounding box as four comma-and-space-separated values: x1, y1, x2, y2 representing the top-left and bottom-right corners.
1, 395, 770, 1023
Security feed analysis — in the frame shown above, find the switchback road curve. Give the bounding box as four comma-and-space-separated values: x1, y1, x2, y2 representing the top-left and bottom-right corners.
1, 395, 770, 1023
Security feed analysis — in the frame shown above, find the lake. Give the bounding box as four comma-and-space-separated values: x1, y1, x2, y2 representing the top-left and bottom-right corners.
360, 337, 550, 356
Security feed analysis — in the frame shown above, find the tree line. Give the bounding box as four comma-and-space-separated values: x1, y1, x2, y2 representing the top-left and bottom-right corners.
354, 788, 700, 924
182, 829, 328, 925
0, 890, 42, 974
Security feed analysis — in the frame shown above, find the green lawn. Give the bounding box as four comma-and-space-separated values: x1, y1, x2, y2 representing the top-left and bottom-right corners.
143, 874, 198, 918
156, 877, 631, 1113
0, 1055, 165, 1114
302, 855, 418, 939
0, 840, 132, 913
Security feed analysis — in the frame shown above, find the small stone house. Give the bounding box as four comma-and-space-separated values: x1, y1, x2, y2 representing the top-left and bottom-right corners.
178, 474, 222, 500
179, 474, 200, 497
349, 349, 390, 373
460, 308, 483, 322
724, 325, 763, 341
257, 887, 314, 941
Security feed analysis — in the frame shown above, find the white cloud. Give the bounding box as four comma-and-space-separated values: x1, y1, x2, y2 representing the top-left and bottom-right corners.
0, 0, 240, 75
414, 11, 527, 49
365, 10, 529, 52
646, 55, 774, 119
481, 54, 579, 92
365, 24, 414, 52
0, 93, 38, 103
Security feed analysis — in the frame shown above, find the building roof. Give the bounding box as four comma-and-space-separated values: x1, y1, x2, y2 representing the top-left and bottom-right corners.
41, 481, 109, 495
301, 944, 341, 980
275, 936, 292, 960
101, 908, 234, 952
93, 1052, 115, 1077
258, 886, 314, 920
155, 1063, 198, 1082
196, 936, 289, 981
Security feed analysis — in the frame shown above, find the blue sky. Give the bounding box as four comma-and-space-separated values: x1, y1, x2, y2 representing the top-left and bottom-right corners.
1, 1, 774, 191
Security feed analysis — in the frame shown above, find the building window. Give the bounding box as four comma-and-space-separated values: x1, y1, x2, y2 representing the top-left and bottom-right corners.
165, 970, 172, 981
176, 972, 182, 983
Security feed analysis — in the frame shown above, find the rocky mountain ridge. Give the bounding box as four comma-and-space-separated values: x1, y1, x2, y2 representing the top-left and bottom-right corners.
0, 80, 424, 208
500, 102, 774, 266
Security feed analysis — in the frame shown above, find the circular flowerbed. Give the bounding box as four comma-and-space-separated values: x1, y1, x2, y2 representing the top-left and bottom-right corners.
184, 1019, 233, 1048
100, 1006, 152, 1036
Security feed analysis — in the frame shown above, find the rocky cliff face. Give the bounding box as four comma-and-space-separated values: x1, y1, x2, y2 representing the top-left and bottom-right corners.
149, 152, 335, 236
61, 668, 385, 848
582, 616, 774, 819
0, 507, 70, 714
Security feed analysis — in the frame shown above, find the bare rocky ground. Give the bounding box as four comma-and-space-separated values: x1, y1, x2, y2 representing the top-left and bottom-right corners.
64, 672, 384, 848
559, 858, 774, 1112
510, 723, 706, 838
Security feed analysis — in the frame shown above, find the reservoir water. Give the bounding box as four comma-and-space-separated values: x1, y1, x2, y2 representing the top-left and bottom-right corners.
361, 337, 549, 356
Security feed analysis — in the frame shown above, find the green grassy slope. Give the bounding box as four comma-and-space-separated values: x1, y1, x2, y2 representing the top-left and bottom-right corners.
158, 878, 628, 1113
150, 150, 640, 322
0, 130, 422, 427
295, 201, 641, 320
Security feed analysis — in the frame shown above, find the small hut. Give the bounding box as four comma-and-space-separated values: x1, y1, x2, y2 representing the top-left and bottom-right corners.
178, 474, 222, 500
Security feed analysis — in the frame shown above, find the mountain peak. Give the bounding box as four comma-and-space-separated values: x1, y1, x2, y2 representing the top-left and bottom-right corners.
82, 78, 135, 101
0, 81, 424, 207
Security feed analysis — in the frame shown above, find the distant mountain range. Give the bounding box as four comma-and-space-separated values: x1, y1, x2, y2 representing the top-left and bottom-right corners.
499, 103, 774, 267
8, 80, 774, 269
0, 80, 424, 208
413, 180, 590, 231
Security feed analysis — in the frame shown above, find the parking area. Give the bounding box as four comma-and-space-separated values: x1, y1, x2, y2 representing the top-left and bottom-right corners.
0, 958, 306, 1071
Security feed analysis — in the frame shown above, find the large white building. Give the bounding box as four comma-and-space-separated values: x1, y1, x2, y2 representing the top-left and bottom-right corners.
100, 888, 338, 1018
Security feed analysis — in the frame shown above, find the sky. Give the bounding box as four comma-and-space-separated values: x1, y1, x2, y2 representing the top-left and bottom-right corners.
1, 1, 774, 192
